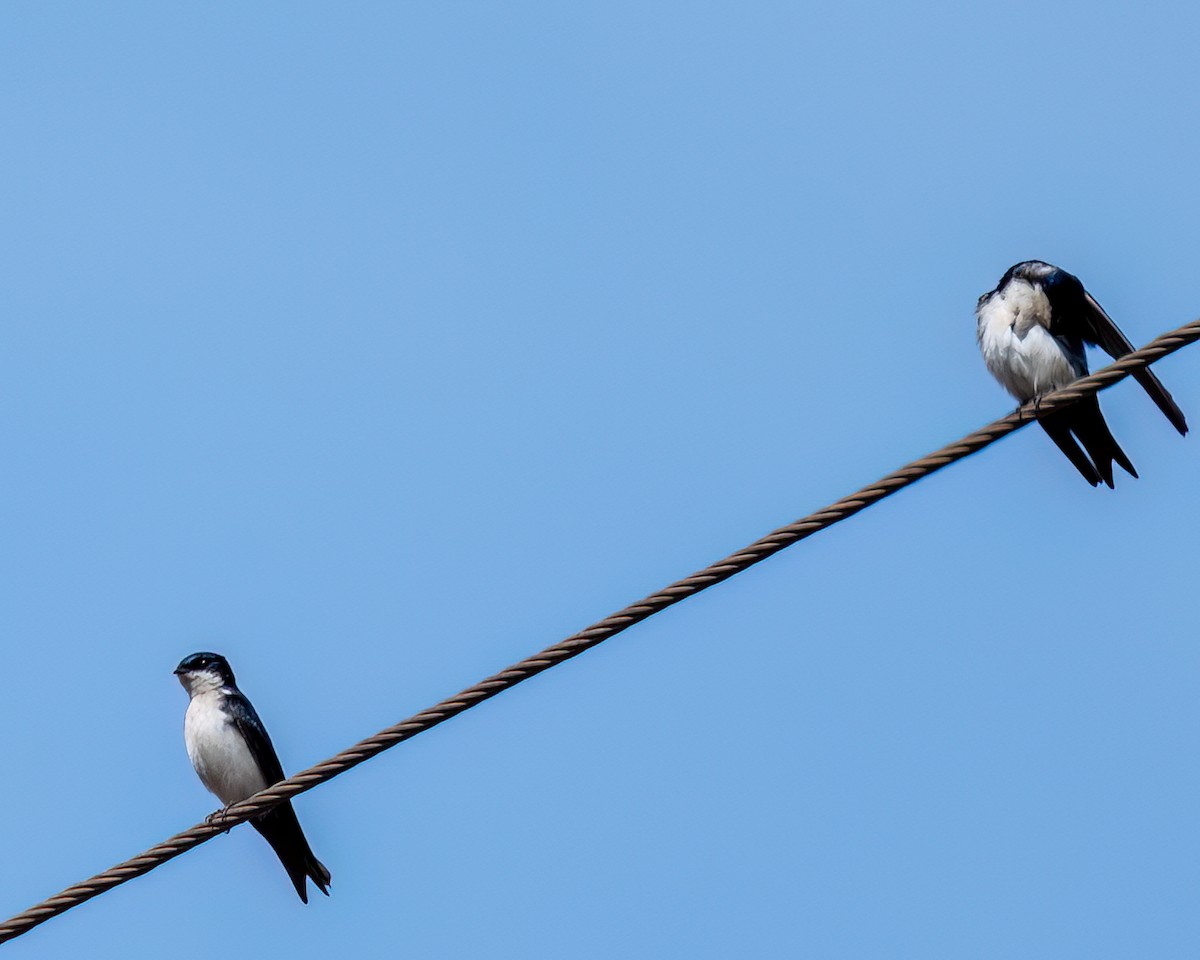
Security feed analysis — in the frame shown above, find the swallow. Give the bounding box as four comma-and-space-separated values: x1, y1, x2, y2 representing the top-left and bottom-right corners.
174, 652, 331, 902
976, 260, 1187, 486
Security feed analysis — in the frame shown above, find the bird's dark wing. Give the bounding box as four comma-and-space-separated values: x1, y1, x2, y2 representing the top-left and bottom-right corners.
225, 691, 331, 903
1082, 292, 1188, 435
225, 692, 287, 787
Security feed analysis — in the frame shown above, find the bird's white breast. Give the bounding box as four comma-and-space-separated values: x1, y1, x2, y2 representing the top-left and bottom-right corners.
184, 692, 269, 806
976, 279, 1084, 401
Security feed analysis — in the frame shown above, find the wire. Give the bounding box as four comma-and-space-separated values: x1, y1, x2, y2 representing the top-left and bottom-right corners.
2, 317, 1197, 945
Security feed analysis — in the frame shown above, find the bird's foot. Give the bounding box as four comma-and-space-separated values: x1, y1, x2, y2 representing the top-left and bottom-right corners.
205, 805, 236, 834
1015, 394, 1046, 422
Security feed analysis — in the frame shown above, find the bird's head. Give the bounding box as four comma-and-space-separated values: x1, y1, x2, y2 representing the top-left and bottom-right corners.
174, 651, 236, 695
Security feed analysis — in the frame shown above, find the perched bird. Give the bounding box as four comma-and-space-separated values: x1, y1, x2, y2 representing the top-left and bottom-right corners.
175, 652, 331, 903
976, 260, 1187, 486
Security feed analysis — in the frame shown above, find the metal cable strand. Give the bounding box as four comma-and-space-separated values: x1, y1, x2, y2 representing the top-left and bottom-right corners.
2, 317, 1198, 945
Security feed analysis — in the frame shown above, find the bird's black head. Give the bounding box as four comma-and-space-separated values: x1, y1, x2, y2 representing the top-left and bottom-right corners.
1035, 262, 1084, 295
979, 260, 1055, 308
1001, 260, 1057, 287
174, 651, 236, 687
982, 260, 1086, 318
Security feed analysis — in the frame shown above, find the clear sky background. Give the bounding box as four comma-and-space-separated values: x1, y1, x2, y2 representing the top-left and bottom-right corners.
1, 3, 1197, 957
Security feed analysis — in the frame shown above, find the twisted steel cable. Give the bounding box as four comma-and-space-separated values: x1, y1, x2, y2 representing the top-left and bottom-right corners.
2, 317, 1198, 946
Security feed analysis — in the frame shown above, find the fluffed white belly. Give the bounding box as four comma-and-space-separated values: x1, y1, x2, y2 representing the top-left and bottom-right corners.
184, 693, 269, 806
976, 290, 1084, 401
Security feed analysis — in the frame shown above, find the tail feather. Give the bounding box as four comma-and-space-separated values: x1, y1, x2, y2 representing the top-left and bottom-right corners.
1039, 397, 1137, 489
1067, 395, 1137, 488
251, 804, 331, 904
1039, 413, 1101, 486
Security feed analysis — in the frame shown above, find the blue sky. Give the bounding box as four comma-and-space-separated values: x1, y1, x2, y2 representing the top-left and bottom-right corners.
1, 2, 1198, 957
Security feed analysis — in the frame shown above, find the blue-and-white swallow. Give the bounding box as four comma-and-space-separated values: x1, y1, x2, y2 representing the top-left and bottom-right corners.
174, 652, 331, 903
976, 260, 1187, 486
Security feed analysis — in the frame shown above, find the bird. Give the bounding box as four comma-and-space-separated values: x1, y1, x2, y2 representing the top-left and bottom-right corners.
976, 260, 1187, 486
174, 652, 331, 903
